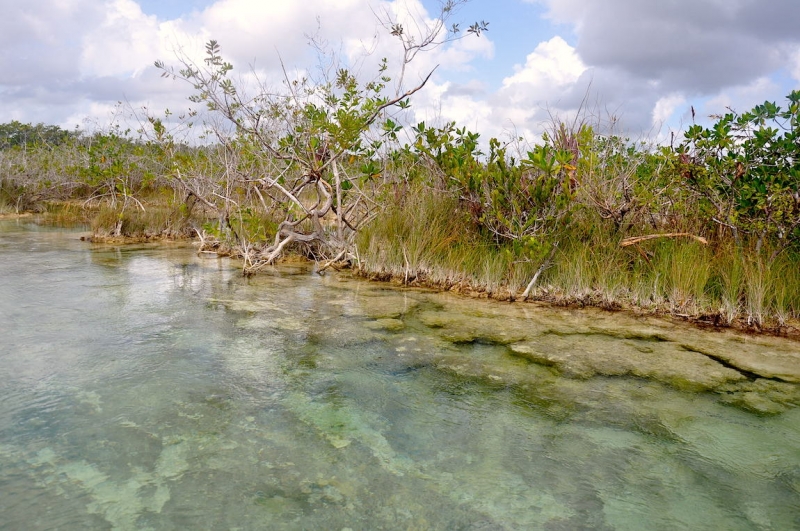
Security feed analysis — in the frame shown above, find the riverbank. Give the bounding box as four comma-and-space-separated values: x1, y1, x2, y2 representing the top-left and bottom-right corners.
6, 210, 800, 341
3, 95, 798, 336
354, 268, 800, 341
3, 216, 799, 414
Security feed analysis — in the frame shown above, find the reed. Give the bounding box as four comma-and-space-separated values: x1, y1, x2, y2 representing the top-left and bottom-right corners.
0, 196, 13, 215
765, 252, 800, 327
89, 200, 203, 239
357, 187, 469, 282
742, 257, 769, 327
712, 244, 745, 324
666, 241, 712, 314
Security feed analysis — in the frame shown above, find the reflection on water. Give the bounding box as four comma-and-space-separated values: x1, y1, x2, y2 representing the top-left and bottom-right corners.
1, 219, 799, 530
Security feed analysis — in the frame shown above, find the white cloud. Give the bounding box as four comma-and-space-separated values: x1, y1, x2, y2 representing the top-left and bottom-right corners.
702, 77, 781, 118
0, 0, 496, 130
3, 0, 797, 145
436, 30, 495, 73
790, 47, 800, 83
444, 94, 491, 130
532, 0, 800, 93
652, 94, 686, 128
510, 0, 800, 140
80, 0, 161, 77
402, 37, 589, 143
503, 36, 584, 92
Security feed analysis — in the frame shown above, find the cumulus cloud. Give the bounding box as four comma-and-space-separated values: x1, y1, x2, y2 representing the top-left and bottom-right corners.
80, 0, 162, 78
700, 76, 783, 119
516, 0, 800, 134
790, 48, 800, 83
3, 0, 797, 143
0, 0, 104, 86
403, 36, 586, 144
491, 36, 587, 137
534, 0, 800, 90
652, 94, 686, 128
0, 0, 491, 130
503, 36, 584, 89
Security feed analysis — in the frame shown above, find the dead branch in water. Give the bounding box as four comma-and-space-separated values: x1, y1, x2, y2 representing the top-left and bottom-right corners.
317, 249, 348, 274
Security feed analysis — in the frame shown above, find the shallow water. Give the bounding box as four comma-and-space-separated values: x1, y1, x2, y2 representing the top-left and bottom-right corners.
1, 220, 798, 530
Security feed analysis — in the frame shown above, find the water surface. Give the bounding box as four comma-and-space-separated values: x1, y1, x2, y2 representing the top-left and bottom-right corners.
1, 220, 798, 530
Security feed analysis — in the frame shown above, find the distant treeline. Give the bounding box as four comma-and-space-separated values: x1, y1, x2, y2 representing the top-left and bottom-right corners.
0, 121, 80, 148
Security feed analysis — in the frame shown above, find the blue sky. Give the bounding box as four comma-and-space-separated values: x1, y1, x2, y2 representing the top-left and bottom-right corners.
1, 0, 798, 144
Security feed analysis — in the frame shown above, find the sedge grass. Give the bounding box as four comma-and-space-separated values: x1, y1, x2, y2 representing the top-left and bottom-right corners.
666, 241, 712, 314
713, 245, 745, 324
770, 256, 797, 326
356, 184, 799, 327
0, 196, 14, 215
743, 257, 769, 327
356, 187, 535, 293
89, 200, 205, 239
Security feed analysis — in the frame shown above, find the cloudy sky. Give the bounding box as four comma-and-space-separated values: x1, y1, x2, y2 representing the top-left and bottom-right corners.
2, 0, 799, 143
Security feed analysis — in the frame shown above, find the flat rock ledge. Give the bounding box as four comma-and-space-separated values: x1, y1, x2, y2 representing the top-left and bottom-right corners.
416, 298, 800, 394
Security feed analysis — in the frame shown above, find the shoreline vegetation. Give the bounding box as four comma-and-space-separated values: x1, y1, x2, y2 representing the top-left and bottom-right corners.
1, 27, 798, 338
2, 91, 799, 339
3, 201, 799, 341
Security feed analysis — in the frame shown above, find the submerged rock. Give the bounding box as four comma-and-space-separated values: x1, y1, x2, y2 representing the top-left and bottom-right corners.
326, 292, 420, 319
676, 335, 800, 383
718, 379, 800, 415
509, 335, 747, 391
417, 311, 531, 345
413, 293, 800, 397
364, 318, 406, 332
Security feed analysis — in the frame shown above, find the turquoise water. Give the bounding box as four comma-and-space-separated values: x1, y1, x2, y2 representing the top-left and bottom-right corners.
0, 220, 798, 530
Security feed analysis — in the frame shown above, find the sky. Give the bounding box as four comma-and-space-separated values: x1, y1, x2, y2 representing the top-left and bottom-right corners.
2, 0, 799, 145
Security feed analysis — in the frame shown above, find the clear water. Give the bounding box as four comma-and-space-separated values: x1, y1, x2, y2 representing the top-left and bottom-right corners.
1, 220, 798, 530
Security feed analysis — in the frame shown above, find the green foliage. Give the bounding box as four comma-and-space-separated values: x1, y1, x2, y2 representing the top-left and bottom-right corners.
355, 185, 533, 291
407, 122, 576, 263
677, 90, 800, 253
408, 120, 483, 189
229, 206, 277, 243
0, 121, 78, 149
159, 42, 404, 178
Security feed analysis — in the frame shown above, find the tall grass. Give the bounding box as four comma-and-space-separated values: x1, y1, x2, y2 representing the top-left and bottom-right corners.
664, 241, 712, 313
0, 195, 13, 215
41, 201, 93, 226
355, 186, 536, 293
714, 245, 745, 324
705, 245, 800, 328
545, 232, 715, 312
89, 199, 206, 239
356, 187, 468, 283
743, 257, 769, 327
737, 250, 800, 328
545, 220, 633, 306
770, 254, 800, 326
356, 182, 799, 327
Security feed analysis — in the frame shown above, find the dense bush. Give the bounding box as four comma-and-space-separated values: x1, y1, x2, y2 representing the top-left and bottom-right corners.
677, 90, 800, 255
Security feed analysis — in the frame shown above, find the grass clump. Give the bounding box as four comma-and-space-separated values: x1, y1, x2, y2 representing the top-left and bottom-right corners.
355, 186, 535, 295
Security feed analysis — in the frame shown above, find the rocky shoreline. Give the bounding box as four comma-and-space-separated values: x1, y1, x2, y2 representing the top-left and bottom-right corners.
320, 277, 800, 415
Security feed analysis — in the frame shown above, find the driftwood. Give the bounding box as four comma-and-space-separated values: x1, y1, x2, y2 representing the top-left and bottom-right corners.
620, 233, 708, 247
317, 249, 348, 273
521, 242, 559, 300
